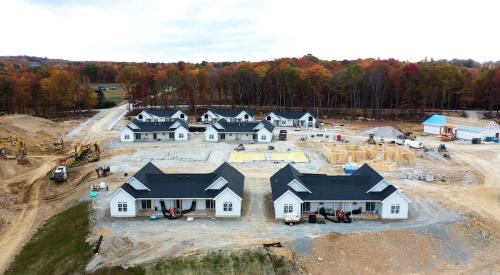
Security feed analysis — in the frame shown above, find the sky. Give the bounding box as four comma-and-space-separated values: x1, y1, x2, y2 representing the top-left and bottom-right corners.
0, 0, 499, 63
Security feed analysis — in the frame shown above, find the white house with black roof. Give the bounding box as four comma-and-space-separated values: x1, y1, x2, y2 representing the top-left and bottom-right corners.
265, 111, 317, 128
201, 109, 255, 124
204, 119, 275, 143
120, 119, 189, 142
136, 108, 188, 122
270, 164, 410, 220
109, 162, 245, 218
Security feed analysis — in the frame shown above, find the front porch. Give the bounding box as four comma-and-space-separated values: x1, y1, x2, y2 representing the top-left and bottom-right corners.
137, 199, 216, 218
300, 201, 382, 221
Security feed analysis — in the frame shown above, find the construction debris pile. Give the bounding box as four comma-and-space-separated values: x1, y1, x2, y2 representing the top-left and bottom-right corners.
322, 144, 415, 171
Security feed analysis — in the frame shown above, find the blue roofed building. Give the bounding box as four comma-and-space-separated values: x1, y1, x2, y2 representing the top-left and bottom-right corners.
423, 115, 500, 140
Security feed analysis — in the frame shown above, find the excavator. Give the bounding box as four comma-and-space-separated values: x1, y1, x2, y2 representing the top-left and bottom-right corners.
397, 131, 416, 141
1, 136, 29, 164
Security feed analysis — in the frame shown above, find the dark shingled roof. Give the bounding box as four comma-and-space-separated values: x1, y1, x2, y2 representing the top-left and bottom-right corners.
143, 108, 188, 117
213, 120, 274, 133
210, 109, 255, 117
120, 162, 244, 199
272, 111, 316, 119
270, 164, 397, 201
127, 119, 188, 133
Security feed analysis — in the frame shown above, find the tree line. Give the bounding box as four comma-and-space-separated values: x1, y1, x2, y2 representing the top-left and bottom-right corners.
0, 55, 499, 118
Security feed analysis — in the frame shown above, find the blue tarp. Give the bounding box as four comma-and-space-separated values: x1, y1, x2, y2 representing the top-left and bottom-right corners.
422, 115, 446, 126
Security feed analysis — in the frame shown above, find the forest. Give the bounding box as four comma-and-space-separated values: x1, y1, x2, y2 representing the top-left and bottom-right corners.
0, 55, 499, 119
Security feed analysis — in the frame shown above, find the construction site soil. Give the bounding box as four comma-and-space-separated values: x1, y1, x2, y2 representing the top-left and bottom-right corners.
1, 107, 499, 274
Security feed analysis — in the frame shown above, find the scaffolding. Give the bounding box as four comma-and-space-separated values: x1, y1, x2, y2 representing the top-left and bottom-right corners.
322, 144, 415, 170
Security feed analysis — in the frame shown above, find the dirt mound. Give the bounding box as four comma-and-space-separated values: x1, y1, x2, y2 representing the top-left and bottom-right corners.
361, 126, 403, 138
0, 115, 69, 153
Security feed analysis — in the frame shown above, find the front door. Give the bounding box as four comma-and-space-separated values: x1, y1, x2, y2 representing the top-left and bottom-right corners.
153, 133, 157, 139
252, 134, 257, 140
169, 133, 175, 139
135, 133, 141, 140
496, 133, 499, 139
220, 133, 226, 140
176, 200, 181, 209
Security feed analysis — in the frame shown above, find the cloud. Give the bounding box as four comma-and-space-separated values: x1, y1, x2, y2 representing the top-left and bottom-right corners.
0, 0, 498, 62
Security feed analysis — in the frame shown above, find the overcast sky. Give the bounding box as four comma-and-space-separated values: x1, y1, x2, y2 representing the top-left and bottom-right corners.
1, 0, 498, 63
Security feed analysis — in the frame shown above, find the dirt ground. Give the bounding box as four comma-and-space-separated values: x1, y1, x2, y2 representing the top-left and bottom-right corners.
1, 107, 500, 274
0, 104, 128, 274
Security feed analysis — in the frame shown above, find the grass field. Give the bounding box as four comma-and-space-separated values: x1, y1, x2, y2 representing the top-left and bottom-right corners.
104, 90, 126, 105
6, 200, 296, 275
6, 201, 93, 275
95, 249, 296, 275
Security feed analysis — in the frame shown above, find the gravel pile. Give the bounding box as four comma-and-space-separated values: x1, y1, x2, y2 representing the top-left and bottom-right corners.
362, 126, 403, 139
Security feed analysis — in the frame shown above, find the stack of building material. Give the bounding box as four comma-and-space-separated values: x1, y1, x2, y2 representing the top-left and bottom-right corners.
322, 144, 415, 165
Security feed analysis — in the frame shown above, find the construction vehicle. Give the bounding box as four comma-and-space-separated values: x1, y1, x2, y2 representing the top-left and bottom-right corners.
50, 166, 68, 182
367, 134, 376, 145
74, 143, 100, 163
15, 137, 29, 165
440, 133, 455, 142
234, 144, 245, 151
53, 137, 64, 151
397, 131, 416, 141
279, 130, 287, 141
0, 137, 12, 157
284, 213, 304, 226
404, 139, 423, 149
95, 165, 110, 178
438, 144, 447, 153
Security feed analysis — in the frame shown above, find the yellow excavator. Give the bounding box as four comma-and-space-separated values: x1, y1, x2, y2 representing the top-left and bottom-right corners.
367, 134, 376, 145
1, 136, 29, 164
71, 143, 100, 164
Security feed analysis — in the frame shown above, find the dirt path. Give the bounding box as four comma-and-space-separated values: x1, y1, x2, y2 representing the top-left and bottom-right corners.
0, 162, 51, 274
0, 105, 129, 273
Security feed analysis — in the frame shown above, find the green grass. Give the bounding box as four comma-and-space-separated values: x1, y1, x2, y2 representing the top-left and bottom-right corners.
6, 201, 93, 275
95, 249, 296, 275
6, 200, 296, 275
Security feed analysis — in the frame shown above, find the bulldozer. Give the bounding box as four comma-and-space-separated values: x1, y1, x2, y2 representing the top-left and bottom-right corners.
53, 137, 64, 151
95, 165, 110, 178
397, 131, 416, 141
367, 134, 376, 145
70, 143, 100, 165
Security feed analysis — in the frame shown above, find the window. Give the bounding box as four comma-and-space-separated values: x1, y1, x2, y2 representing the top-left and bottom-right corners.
229, 133, 232, 136
209, 134, 214, 139
391, 204, 400, 214
138, 114, 143, 120
118, 202, 127, 212
179, 133, 184, 139
261, 135, 267, 140
206, 199, 215, 209
223, 201, 233, 212
169, 133, 175, 139
267, 116, 271, 120
141, 200, 151, 209
366, 202, 375, 212
124, 134, 130, 140
180, 114, 185, 119
284, 204, 293, 214
146, 119, 152, 122
281, 120, 287, 125
154, 119, 158, 122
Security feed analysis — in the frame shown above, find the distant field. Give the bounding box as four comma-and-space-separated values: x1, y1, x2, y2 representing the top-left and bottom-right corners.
89, 83, 126, 105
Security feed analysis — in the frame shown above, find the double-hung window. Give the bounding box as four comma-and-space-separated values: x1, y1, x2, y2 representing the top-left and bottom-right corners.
223, 201, 233, 212
391, 204, 400, 214
284, 204, 293, 214
118, 202, 128, 212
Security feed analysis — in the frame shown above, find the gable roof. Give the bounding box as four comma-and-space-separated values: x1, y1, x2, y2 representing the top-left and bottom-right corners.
270, 164, 397, 202
119, 162, 244, 199
143, 108, 187, 117
271, 111, 316, 120
209, 109, 255, 117
127, 119, 188, 132
213, 120, 274, 133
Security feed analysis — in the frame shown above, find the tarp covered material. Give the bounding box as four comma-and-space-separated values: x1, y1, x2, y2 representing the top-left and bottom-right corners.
361, 126, 403, 138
